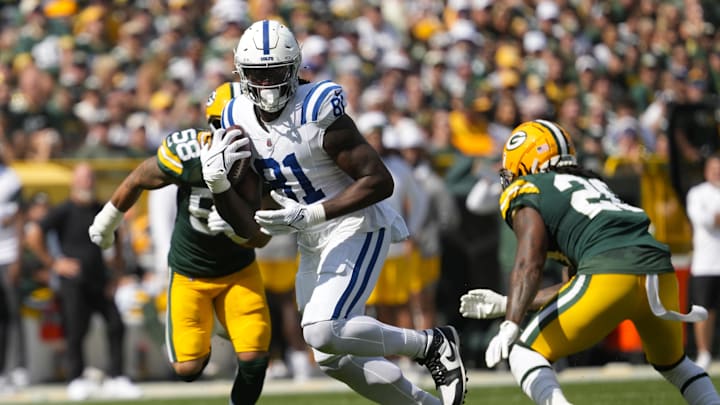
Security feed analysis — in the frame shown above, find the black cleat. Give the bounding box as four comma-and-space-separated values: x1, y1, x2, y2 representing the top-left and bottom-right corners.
417, 326, 468, 405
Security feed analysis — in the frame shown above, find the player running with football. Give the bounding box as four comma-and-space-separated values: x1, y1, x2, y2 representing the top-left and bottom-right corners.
200, 19, 467, 405
461, 119, 720, 405
88, 82, 271, 405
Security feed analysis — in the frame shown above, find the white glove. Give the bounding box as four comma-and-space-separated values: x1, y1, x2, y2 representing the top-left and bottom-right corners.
207, 206, 248, 244
460, 289, 508, 319
254, 190, 326, 235
200, 128, 251, 193
88, 202, 124, 249
485, 320, 520, 368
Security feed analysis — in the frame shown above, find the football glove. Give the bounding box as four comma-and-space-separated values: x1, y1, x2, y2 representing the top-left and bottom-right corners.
200, 128, 251, 193
88, 202, 124, 249
485, 320, 520, 368
207, 206, 248, 245
254, 190, 326, 235
459, 289, 508, 319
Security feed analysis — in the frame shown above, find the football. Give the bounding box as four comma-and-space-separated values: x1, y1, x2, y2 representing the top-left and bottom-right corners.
225, 124, 252, 185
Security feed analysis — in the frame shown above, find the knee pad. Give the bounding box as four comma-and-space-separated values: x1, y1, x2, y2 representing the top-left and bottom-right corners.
303, 320, 337, 353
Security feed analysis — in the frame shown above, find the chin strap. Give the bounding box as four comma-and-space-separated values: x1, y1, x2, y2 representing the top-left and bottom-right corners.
646, 274, 708, 322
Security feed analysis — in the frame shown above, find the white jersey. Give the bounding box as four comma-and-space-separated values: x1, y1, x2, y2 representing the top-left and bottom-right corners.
221, 80, 408, 242
687, 181, 720, 276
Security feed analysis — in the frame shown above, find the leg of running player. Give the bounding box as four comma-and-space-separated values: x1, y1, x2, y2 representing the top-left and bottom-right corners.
166, 271, 215, 382
635, 273, 720, 405
298, 230, 443, 405
216, 263, 271, 405
508, 274, 632, 405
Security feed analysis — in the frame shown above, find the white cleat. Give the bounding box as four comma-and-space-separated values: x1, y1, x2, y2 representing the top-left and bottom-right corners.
418, 326, 468, 405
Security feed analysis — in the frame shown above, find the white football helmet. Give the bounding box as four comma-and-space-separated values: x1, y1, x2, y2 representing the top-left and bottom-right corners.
234, 20, 301, 113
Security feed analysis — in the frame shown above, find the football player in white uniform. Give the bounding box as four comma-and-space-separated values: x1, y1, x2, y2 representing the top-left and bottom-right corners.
200, 20, 467, 405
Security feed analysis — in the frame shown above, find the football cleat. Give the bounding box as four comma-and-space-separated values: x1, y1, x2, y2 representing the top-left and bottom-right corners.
418, 326, 468, 405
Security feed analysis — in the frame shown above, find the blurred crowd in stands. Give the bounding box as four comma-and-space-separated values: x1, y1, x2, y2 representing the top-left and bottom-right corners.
1, 0, 720, 387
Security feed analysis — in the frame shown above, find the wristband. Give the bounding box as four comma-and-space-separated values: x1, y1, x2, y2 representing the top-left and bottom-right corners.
99, 202, 124, 229
211, 177, 231, 194
306, 203, 326, 225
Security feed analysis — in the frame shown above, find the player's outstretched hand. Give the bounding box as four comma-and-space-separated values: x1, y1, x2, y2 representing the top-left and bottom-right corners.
200, 128, 250, 193
460, 289, 508, 319
485, 320, 520, 368
254, 190, 326, 235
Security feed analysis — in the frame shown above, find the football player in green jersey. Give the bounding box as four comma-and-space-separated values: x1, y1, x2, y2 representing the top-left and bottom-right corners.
465, 119, 720, 405
88, 82, 272, 405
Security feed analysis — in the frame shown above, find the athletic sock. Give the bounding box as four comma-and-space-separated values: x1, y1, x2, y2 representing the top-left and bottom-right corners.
657, 355, 720, 405
230, 357, 268, 405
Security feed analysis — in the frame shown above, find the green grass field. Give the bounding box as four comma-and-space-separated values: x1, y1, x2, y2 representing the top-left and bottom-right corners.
43, 377, 720, 405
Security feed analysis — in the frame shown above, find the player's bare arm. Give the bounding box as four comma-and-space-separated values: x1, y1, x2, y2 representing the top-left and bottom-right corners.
214, 169, 270, 248
111, 157, 173, 212
528, 267, 574, 310
322, 114, 394, 219
506, 206, 548, 324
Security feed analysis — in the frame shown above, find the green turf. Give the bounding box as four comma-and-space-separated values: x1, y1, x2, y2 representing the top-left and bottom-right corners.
42, 377, 720, 405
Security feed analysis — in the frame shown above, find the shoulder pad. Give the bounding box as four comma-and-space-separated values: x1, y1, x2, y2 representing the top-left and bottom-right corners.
300, 80, 346, 128
499, 179, 539, 221
220, 97, 242, 129
156, 128, 202, 177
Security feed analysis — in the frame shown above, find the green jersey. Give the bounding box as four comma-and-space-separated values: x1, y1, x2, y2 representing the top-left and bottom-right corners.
499, 171, 672, 275
156, 128, 255, 278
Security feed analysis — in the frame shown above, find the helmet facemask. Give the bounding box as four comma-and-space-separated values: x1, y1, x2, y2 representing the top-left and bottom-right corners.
499, 168, 516, 189
236, 60, 299, 113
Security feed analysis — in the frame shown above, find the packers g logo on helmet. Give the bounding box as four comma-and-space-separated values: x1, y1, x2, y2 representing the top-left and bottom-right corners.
205, 82, 242, 131
500, 119, 576, 188
505, 131, 527, 150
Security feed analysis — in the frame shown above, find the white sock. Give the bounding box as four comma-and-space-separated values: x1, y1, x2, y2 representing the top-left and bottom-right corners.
303, 316, 428, 359
314, 351, 440, 405
657, 356, 720, 405
509, 345, 572, 405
